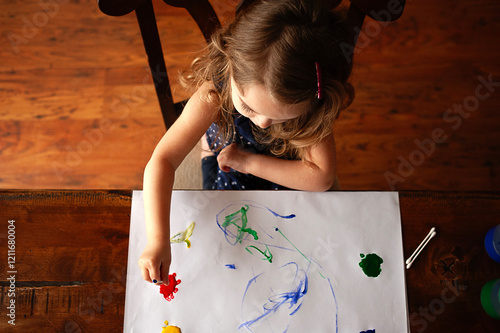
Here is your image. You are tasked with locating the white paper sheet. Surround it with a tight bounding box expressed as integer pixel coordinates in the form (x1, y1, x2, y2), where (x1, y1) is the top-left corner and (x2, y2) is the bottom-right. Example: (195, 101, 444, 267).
(125, 191, 408, 333)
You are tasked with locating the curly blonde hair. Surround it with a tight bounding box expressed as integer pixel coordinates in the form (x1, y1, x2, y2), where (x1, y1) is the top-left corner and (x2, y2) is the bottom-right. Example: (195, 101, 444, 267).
(182, 0, 354, 160)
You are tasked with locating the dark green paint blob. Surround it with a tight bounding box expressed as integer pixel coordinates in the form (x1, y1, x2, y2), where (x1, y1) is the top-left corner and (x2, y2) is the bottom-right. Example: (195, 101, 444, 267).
(359, 253, 383, 278)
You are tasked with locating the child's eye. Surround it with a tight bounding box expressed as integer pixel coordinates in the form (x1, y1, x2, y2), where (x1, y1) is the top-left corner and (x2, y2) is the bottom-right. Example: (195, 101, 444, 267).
(241, 103, 254, 113)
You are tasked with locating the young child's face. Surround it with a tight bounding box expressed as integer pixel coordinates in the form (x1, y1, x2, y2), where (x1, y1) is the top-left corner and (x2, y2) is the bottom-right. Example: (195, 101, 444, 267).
(230, 77, 309, 129)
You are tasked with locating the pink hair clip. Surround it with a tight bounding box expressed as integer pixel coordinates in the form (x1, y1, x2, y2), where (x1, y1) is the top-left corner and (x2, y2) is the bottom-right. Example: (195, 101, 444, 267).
(315, 61, 323, 100)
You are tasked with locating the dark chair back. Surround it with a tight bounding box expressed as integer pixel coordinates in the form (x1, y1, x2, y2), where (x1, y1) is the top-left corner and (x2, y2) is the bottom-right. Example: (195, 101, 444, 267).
(98, 0, 221, 128)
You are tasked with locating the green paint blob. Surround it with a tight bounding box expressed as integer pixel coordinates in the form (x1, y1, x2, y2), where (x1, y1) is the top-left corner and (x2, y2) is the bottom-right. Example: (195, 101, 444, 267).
(359, 253, 383, 278)
(222, 205, 258, 243)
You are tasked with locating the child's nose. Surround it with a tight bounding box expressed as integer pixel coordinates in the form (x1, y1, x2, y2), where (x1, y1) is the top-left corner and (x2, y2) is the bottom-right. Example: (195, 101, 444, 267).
(255, 116, 272, 128)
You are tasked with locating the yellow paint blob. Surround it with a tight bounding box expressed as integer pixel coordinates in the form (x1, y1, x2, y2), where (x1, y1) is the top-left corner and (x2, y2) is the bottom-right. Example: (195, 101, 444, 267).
(161, 320, 182, 333)
(170, 222, 195, 248)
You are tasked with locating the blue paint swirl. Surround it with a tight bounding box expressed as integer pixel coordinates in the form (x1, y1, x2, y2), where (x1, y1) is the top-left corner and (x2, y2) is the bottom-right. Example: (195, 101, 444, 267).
(239, 262, 307, 330)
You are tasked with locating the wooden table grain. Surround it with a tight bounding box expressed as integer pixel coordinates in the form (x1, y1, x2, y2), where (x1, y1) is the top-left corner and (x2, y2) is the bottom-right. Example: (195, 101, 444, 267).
(1, 190, 500, 332)
(0, 191, 132, 333)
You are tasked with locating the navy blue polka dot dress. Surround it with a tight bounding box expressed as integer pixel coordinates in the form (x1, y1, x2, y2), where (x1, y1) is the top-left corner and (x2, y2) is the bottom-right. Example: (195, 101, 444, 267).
(203, 113, 289, 190)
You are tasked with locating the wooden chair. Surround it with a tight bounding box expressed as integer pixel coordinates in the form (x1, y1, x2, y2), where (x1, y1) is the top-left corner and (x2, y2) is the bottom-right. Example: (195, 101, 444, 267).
(346, 0, 406, 52)
(97, 0, 405, 130)
(98, 0, 222, 129)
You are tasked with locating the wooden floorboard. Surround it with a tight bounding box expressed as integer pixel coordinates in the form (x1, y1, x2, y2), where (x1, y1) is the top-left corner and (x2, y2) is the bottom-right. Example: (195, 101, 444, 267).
(0, 0, 499, 190)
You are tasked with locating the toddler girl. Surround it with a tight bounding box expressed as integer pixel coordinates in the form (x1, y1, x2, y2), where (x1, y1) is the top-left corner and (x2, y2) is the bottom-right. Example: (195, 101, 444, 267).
(139, 0, 354, 284)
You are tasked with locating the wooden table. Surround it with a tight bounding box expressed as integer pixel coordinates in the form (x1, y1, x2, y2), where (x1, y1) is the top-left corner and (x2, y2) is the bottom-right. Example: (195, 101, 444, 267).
(1, 190, 500, 332)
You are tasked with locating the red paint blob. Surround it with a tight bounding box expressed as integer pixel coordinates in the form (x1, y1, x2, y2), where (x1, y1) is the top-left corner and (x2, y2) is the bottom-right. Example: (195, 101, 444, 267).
(159, 273, 181, 302)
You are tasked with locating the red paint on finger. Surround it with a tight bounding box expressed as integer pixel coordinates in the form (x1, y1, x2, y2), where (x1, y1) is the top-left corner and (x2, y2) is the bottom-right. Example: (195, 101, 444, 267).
(160, 273, 181, 301)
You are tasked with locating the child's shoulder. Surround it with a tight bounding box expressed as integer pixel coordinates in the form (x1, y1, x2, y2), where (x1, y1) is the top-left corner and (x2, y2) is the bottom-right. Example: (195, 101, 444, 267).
(198, 80, 221, 105)
(184, 81, 220, 120)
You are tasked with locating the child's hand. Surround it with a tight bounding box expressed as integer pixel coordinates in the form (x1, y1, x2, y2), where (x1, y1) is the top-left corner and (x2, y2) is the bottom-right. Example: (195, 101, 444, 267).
(138, 242, 171, 285)
(217, 143, 251, 174)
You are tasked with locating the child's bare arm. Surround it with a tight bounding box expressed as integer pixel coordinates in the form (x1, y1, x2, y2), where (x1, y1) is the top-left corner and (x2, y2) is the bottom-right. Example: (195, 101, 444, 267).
(217, 133, 337, 191)
(139, 82, 217, 284)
